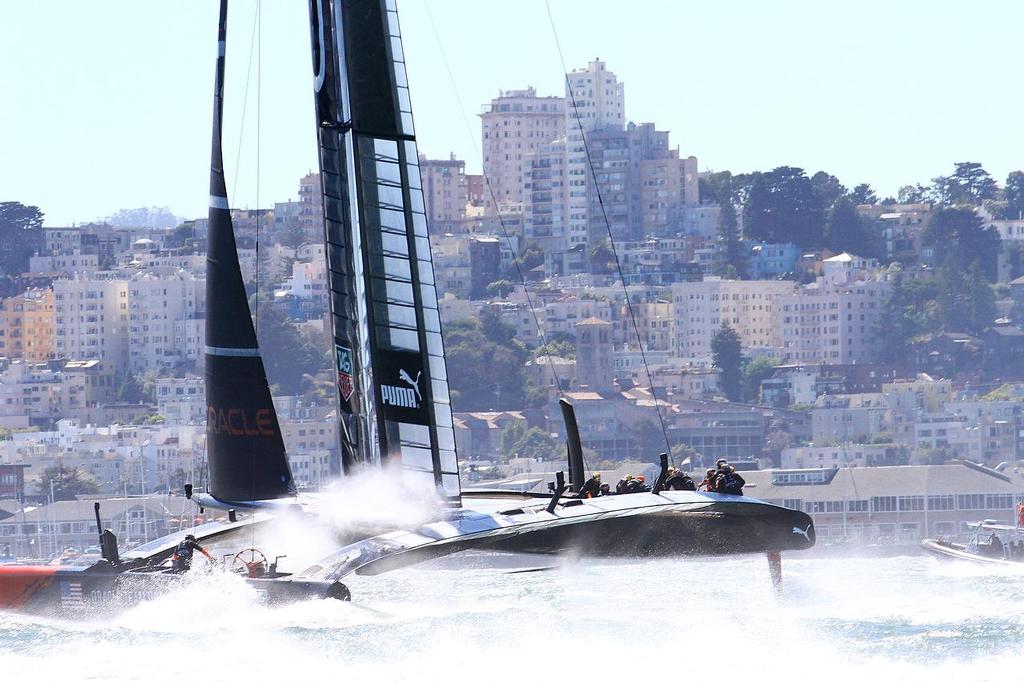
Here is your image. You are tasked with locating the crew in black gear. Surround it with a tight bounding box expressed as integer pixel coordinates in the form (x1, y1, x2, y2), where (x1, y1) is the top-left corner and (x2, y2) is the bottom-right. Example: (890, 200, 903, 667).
(716, 465, 746, 495)
(625, 475, 650, 493)
(578, 473, 602, 498)
(664, 466, 697, 491)
(172, 534, 213, 571)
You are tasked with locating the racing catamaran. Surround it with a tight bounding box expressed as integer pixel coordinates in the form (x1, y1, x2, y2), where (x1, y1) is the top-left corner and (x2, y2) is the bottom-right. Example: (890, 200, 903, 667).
(194, 0, 814, 578)
(0, 0, 813, 613)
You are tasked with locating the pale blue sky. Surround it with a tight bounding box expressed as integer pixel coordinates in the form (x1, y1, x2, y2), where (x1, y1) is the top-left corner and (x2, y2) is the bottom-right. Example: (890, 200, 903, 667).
(2, 1, 1021, 227)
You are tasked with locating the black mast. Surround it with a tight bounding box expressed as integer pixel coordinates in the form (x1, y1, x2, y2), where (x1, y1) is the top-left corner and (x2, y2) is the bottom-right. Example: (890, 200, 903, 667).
(205, 0, 295, 502)
(309, 0, 460, 501)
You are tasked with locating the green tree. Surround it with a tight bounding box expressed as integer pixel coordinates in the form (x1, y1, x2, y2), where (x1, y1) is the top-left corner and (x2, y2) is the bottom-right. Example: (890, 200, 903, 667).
(0, 202, 44, 279)
(256, 301, 327, 395)
(630, 418, 666, 457)
(446, 319, 527, 411)
(485, 279, 515, 299)
(742, 356, 779, 403)
(519, 244, 545, 271)
(499, 421, 561, 460)
(875, 274, 929, 365)
(534, 339, 576, 359)
(922, 207, 1000, 281)
(810, 171, 847, 208)
(715, 200, 748, 278)
(115, 370, 151, 404)
(934, 263, 995, 334)
(849, 183, 878, 205)
(589, 239, 614, 275)
(823, 196, 878, 257)
(929, 162, 999, 206)
(711, 324, 743, 402)
(1005, 171, 1024, 218)
(743, 167, 825, 247)
(897, 184, 927, 204)
(698, 171, 734, 205)
(38, 465, 99, 501)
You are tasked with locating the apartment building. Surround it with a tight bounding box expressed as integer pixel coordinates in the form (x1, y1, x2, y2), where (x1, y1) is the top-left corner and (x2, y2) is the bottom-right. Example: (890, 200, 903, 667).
(566, 60, 625, 262)
(127, 272, 203, 374)
(0, 288, 55, 363)
(776, 270, 890, 364)
(480, 87, 565, 209)
(53, 273, 129, 372)
(419, 153, 469, 234)
(671, 278, 795, 366)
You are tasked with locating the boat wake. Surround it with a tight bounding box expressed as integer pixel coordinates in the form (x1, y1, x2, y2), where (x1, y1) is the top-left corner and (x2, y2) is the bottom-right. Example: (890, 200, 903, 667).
(1, 555, 1023, 681)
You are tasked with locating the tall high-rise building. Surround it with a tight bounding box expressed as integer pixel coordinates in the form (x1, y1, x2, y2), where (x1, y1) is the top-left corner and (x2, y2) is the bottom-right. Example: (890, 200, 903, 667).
(298, 172, 323, 245)
(480, 88, 565, 210)
(565, 60, 626, 269)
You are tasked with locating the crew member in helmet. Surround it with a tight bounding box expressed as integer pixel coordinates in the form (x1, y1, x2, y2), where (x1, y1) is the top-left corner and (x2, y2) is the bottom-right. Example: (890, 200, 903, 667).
(171, 534, 213, 572)
(616, 474, 633, 495)
(716, 463, 746, 496)
(578, 472, 602, 498)
(699, 468, 718, 492)
(664, 466, 697, 491)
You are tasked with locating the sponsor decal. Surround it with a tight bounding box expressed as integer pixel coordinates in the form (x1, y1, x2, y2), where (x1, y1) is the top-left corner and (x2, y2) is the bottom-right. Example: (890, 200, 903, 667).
(60, 581, 84, 609)
(381, 368, 422, 409)
(207, 407, 276, 437)
(377, 350, 429, 425)
(791, 524, 812, 542)
(336, 345, 355, 402)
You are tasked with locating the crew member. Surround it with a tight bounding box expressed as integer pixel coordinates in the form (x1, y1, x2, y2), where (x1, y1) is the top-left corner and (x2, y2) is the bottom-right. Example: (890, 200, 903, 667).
(626, 475, 650, 493)
(599, 483, 611, 496)
(172, 534, 214, 572)
(665, 466, 697, 491)
(616, 474, 634, 494)
(578, 472, 602, 498)
(716, 465, 746, 495)
(699, 468, 718, 492)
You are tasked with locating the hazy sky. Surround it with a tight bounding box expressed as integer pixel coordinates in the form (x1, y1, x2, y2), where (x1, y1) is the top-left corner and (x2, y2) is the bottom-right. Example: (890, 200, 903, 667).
(2, 1, 1021, 227)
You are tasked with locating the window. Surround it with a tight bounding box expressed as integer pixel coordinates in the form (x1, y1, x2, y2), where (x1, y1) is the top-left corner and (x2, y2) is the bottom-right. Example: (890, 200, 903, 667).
(872, 496, 897, 512)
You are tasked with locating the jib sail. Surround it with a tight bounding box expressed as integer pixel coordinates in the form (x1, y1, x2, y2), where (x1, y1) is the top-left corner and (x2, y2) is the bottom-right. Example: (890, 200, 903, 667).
(205, 0, 295, 502)
(309, 0, 460, 501)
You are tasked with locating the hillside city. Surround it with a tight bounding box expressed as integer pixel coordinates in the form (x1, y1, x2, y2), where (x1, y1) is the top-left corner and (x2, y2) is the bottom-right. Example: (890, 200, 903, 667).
(3, 58, 1024, 556)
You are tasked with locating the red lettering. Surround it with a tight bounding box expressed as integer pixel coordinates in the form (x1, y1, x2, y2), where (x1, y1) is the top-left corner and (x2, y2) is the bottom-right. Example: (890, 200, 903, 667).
(256, 409, 274, 436)
(207, 407, 276, 438)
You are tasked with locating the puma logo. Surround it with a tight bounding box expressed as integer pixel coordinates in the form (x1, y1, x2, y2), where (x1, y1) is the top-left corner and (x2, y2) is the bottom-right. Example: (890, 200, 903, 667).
(792, 524, 812, 542)
(399, 369, 422, 402)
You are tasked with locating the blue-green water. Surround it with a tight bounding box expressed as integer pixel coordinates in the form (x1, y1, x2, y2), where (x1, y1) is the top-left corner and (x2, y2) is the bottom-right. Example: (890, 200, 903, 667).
(1, 554, 1022, 681)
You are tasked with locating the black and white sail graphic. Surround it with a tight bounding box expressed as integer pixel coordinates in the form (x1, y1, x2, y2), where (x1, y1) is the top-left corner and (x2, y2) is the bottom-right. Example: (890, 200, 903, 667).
(309, 0, 460, 501)
(205, 0, 295, 502)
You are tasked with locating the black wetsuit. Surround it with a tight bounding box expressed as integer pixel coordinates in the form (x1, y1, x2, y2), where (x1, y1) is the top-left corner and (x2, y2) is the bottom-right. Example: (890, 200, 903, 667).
(716, 470, 746, 495)
(578, 477, 602, 498)
(172, 538, 206, 571)
(665, 473, 697, 491)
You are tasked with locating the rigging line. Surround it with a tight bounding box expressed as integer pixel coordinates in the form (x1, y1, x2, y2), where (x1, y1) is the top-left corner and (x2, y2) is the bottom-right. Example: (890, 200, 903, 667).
(422, 2, 567, 404)
(230, 1, 261, 201)
(254, 0, 261, 336)
(544, 0, 673, 458)
(251, 0, 262, 548)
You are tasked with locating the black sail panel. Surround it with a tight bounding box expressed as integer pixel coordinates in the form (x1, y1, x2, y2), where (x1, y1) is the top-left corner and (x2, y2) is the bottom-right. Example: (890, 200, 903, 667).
(309, 0, 460, 502)
(205, 0, 295, 502)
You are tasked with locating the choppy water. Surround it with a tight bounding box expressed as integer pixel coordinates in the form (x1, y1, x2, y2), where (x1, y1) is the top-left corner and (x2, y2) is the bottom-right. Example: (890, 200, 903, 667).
(1, 554, 1023, 681)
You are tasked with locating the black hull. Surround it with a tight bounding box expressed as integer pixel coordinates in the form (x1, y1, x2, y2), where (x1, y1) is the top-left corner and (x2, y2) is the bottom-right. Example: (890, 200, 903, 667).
(487, 502, 814, 557)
